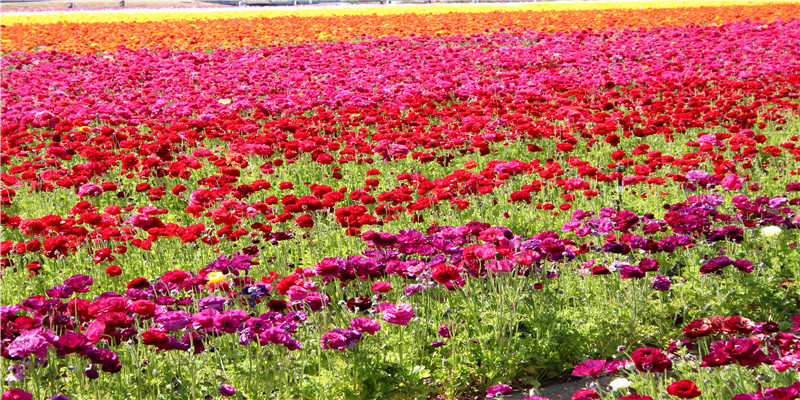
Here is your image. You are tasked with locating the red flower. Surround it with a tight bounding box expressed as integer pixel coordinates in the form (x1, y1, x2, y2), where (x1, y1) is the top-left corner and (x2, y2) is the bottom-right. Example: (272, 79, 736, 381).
(667, 380, 701, 399)
(683, 318, 714, 339)
(105, 265, 123, 277)
(142, 329, 170, 349)
(630, 347, 672, 373)
(295, 214, 314, 229)
(431, 263, 460, 284)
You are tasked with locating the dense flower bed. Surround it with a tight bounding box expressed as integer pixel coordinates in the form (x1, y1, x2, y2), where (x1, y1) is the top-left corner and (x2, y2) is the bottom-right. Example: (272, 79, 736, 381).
(2, 1, 800, 399)
(2, 2, 799, 52)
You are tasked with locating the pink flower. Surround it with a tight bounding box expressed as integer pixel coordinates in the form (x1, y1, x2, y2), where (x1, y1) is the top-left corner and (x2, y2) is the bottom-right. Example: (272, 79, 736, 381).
(382, 303, 415, 325)
(370, 281, 392, 293)
(77, 183, 103, 197)
(350, 317, 381, 335)
(2, 389, 33, 400)
(486, 384, 513, 398)
(156, 310, 190, 331)
(7, 333, 48, 359)
(721, 174, 743, 191)
(572, 359, 606, 378)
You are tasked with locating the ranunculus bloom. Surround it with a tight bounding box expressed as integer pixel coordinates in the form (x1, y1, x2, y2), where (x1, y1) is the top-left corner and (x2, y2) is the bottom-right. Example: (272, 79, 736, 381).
(77, 183, 103, 197)
(350, 317, 381, 335)
(650, 275, 672, 291)
(761, 226, 782, 237)
(630, 347, 672, 373)
(218, 385, 236, 397)
(105, 265, 123, 277)
(666, 379, 702, 398)
(486, 384, 513, 398)
(382, 304, 415, 325)
(571, 359, 606, 378)
(7, 333, 48, 359)
(370, 281, 392, 293)
(2, 389, 33, 400)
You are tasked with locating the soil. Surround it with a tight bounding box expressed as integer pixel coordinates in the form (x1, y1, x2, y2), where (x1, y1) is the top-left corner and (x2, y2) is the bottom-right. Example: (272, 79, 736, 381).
(506, 375, 616, 400)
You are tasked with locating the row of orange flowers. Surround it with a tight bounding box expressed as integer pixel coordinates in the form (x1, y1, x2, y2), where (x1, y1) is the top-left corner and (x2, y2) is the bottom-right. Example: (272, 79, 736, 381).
(2, 3, 799, 53)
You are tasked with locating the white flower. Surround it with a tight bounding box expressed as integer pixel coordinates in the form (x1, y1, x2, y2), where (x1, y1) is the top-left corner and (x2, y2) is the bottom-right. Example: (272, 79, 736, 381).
(607, 377, 633, 391)
(761, 226, 782, 238)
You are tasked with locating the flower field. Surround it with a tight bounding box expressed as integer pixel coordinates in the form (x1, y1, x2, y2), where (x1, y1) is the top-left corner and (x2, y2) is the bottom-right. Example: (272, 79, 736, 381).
(2, 1, 800, 399)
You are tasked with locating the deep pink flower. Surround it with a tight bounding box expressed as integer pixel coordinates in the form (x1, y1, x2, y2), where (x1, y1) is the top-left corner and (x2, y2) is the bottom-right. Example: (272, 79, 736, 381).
(571, 359, 606, 378)
(2, 389, 33, 400)
(350, 317, 381, 335)
(382, 304, 415, 325)
(486, 384, 513, 398)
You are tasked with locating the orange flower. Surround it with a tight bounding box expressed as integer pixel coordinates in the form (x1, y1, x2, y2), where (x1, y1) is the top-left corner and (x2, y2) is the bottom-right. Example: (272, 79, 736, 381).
(2, 3, 798, 53)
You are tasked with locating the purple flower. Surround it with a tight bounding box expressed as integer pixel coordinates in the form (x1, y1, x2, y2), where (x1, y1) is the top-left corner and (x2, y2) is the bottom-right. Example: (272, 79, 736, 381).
(650, 275, 672, 291)
(46, 395, 74, 400)
(198, 296, 226, 310)
(45, 285, 74, 299)
(486, 384, 513, 398)
(218, 384, 236, 397)
(54, 332, 90, 356)
(382, 304, 415, 325)
(64, 274, 93, 292)
(83, 364, 99, 380)
(350, 317, 381, 335)
(5, 364, 25, 382)
(155, 311, 190, 332)
(402, 283, 426, 296)
(320, 328, 362, 350)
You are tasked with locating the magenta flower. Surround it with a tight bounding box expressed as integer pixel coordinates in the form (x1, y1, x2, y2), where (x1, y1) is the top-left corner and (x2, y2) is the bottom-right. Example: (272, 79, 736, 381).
(370, 281, 392, 293)
(64, 274, 93, 292)
(320, 328, 362, 350)
(437, 324, 451, 338)
(572, 359, 606, 378)
(77, 183, 103, 197)
(2, 389, 33, 400)
(382, 304, 415, 325)
(650, 275, 672, 291)
(350, 317, 381, 335)
(45, 285, 74, 299)
(218, 385, 236, 397)
(7, 333, 48, 359)
(155, 310, 190, 332)
(721, 174, 743, 191)
(486, 384, 513, 398)
(259, 327, 290, 345)
(213, 314, 242, 334)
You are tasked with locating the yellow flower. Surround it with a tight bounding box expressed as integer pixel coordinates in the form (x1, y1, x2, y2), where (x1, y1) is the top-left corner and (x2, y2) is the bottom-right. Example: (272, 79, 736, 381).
(206, 271, 226, 284)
